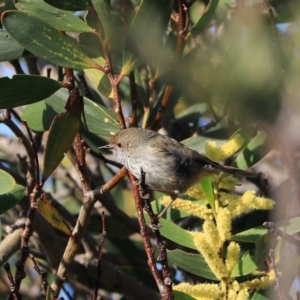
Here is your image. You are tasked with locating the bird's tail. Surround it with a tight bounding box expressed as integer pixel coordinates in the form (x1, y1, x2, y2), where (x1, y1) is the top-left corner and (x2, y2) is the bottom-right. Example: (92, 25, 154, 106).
(218, 165, 255, 177)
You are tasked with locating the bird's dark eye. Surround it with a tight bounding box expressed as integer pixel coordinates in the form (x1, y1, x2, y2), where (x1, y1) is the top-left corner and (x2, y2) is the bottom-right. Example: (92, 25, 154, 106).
(117, 143, 122, 148)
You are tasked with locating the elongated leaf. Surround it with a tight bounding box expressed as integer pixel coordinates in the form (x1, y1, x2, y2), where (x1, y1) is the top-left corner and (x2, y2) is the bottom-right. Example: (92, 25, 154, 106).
(0, 185, 26, 214)
(38, 193, 72, 236)
(231, 236, 269, 277)
(167, 249, 218, 281)
(0, 75, 62, 109)
(44, 0, 88, 11)
(122, 51, 142, 76)
(0, 30, 27, 62)
(2, 11, 100, 70)
(232, 131, 268, 170)
(42, 89, 82, 180)
(231, 226, 268, 243)
(145, 215, 197, 250)
(251, 292, 269, 300)
(84, 56, 112, 97)
(91, 0, 111, 41)
(22, 88, 119, 137)
(201, 176, 214, 209)
(22, 100, 57, 131)
(0, 170, 15, 195)
(189, 0, 219, 38)
(15, 0, 92, 33)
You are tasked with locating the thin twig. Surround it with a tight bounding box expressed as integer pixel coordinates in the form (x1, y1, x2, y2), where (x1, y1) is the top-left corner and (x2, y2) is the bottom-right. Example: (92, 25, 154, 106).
(93, 212, 107, 300)
(129, 71, 139, 127)
(30, 254, 58, 299)
(264, 222, 300, 248)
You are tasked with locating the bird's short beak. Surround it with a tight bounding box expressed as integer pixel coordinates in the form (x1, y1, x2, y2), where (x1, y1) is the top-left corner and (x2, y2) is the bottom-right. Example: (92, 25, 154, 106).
(98, 145, 113, 150)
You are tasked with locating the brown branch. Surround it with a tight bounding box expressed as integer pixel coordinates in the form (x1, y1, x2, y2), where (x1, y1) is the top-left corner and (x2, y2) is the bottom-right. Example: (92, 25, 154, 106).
(264, 222, 300, 248)
(0, 111, 36, 191)
(129, 71, 138, 127)
(9, 60, 24, 74)
(138, 170, 173, 298)
(267, 249, 287, 300)
(128, 172, 169, 299)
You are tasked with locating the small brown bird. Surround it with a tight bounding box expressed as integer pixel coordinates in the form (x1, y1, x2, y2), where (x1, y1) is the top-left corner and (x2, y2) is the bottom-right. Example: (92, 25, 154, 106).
(100, 128, 253, 216)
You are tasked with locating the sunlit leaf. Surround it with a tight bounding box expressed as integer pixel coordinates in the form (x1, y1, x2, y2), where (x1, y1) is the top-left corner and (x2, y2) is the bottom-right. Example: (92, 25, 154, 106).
(15, 0, 93, 32)
(2, 11, 100, 70)
(0, 185, 25, 214)
(38, 193, 72, 236)
(201, 176, 214, 209)
(231, 226, 268, 243)
(0, 169, 15, 195)
(22, 88, 119, 137)
(231, 236, 269, 277)
(145, 215, 197, 250)
(167, 249, 218, 281)
(232, 131, 268, 170)
(250, 292, 269, 300)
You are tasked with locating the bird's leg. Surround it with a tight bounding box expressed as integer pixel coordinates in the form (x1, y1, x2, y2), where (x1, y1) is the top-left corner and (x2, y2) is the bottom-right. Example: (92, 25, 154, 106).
(157, 191, 180, 219)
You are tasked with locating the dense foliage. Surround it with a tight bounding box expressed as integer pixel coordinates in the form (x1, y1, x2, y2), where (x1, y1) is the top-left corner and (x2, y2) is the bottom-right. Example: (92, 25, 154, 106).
(0, 0, 300, 299)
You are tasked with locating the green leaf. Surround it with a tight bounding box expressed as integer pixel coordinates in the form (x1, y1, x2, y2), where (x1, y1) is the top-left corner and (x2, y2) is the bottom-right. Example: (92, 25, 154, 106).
(201, 176, 214, 209)
(22, 88, 119, 137)
(38, 193, 72, 236)
(167, 249, 218, 281)
(145, 215, 197, 250)
(231, 236, 269, 277)
(189, 0, 219, 38)
(15, 0, 92, 33)
(43, 0, 88, 11)
(0, 75, 62, 109)
(91, 0, 111, 41)
(231, 226, 268, 243)
(173, 291, 197, 300)
(0, 170, 15, 195)
(22, 100, 57, 131)
(84, 57, 112, 97)
(122, 51, 141, 75)
(182, 128, 229, 153)
(0, 185, 26, 214)
(251, 292, 269, 300)
(232, 131, 268, 170)
(0, 30, 27, 62)
(2, 11, 100, 70)
(42, 89, 82, 180)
